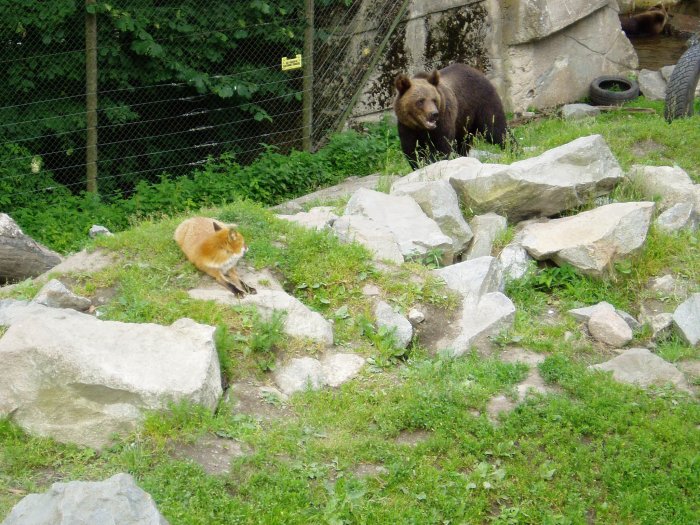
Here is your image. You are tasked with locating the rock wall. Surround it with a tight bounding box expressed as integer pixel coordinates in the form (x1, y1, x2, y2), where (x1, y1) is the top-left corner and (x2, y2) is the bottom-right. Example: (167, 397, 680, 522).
(348, 0, 639, 118)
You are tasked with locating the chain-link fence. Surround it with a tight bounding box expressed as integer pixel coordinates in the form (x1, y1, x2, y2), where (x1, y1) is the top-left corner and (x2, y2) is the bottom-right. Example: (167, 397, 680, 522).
(0, 0, 409, 205)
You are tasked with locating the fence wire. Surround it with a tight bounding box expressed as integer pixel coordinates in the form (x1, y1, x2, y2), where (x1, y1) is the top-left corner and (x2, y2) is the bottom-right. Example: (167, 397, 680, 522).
(0, 0, 408, 203)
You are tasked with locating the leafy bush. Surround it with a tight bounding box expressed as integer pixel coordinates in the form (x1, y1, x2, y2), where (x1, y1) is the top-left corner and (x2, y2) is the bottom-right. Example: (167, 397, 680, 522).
(4, 119, 402, 253)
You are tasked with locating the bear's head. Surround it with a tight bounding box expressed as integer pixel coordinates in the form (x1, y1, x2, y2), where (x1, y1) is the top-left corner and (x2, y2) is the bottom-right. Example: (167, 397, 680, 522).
(394, 70, 443, 131)
(648, 3, 669, 30)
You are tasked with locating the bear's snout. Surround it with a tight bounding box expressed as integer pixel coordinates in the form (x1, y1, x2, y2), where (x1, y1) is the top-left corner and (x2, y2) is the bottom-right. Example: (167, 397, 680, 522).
(425, 111, 439, 129)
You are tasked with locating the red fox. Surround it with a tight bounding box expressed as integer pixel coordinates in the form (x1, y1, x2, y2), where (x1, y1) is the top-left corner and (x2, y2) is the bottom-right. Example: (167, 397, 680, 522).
(174, 217, 256, 296)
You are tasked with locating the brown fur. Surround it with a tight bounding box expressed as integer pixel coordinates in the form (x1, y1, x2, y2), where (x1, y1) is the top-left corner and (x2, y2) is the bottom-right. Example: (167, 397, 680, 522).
(174, 217, 255, 296)
(393, 63, 507, 170)
(620, 4, 669, 36)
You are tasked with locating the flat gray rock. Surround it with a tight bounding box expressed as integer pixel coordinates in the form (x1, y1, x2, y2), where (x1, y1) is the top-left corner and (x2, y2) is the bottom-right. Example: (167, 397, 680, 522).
(273, 357, 325, 396)
(33, 279, 91, 311)
(1, 473, 168, 525)
(673, 293, 700, 346)
(590, 348, 690, 391)
(374, 300, 413, 349)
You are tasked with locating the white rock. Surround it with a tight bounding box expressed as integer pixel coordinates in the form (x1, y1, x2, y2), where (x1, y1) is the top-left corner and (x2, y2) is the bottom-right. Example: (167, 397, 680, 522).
(1, 473, 168, 525)
(320, 353, 365, 387)
(588, 308, 633, 347)
(628, 165, 696, 213)
(673, 293, 700, 346)
(590, 348, 690, 391)
(569, 301, 639, 330)
(449, 135, 623, 222)
(498, 242, 533, 280)
(273, 357, 325, 395)
(655, 202, 696, 233)
(643, 313, 673, 338)
(561, 103, 600, 120)
(333, 215, 404, 264)
(391, 157, 482, 188)
(441, 292, 516, 356)
(345, 188, 454, 264)
(188, 287, 333, 346)
(374, 300, 413, 349)
(88, 224, 114, 238)
(276, 206, 339, 230)
(33, 279, 91, 311)
(391, 179, 473, 254)
(638, 69, 666, 101)
(465, 213, 507, 259)
(521, 202, 655, 276)
(408, 308, 425, 324)
(0, 301, 221, 449)
(433, 256, 504, 302)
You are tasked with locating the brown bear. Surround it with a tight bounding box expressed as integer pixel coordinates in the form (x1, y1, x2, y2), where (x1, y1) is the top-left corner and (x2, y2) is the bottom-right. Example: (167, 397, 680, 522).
(620, 4, 669, 37)
(393, 63, 507, 169)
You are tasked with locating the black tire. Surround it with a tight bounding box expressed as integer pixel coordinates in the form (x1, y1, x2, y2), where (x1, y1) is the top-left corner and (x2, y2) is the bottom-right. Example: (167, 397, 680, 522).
(589, 76, 640, 106)
(664, 43, 700, 122)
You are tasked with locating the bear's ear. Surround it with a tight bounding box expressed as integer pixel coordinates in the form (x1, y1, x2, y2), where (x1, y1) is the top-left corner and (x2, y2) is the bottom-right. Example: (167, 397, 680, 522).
(395, 74, 411, 96)
(427, 70, 440, 87)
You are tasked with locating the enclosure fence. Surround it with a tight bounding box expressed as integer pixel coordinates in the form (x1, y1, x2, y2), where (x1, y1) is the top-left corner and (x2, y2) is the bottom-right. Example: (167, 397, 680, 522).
(0, 0, 409, 204)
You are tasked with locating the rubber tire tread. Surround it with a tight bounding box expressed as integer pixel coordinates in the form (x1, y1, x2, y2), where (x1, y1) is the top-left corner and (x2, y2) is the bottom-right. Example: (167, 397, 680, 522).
(589, 76, 639, 106)
(664, 43, 700, 122)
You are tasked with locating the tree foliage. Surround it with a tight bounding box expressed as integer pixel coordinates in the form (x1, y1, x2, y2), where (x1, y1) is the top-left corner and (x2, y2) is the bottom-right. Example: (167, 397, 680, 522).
(0, 0, 306, 194)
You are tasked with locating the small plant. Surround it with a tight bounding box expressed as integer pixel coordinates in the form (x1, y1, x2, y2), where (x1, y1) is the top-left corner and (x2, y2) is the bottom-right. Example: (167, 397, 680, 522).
(245, 310, 287, 371)
(418, 248, 444, 269)
(358, 314, 409, 367)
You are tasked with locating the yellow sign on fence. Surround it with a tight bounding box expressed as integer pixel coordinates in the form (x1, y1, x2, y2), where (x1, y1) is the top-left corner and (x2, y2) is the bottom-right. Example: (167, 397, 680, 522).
(281, 54, 302, 71)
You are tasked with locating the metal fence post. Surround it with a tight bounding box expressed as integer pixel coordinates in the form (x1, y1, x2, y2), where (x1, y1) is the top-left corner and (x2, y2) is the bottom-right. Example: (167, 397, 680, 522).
(85, 0, 98, 193)
(303, 0, 314, 152)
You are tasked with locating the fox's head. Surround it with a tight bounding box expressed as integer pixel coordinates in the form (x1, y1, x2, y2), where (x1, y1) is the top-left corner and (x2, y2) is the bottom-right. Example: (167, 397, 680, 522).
(213, 221, 247, 256)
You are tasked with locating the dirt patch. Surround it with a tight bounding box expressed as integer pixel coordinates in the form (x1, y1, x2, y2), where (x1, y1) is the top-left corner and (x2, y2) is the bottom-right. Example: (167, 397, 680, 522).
(412, 302, 462, 354)
(630, 139, 665, 158)
(227, 381, 293, 423)
(352, 463, 388, 478)
(395, 429, 431, 446)
(170, 434, 249, 476)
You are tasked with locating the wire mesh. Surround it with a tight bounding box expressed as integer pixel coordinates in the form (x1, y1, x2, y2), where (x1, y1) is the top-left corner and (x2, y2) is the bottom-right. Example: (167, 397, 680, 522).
(0, 0, 408, 203)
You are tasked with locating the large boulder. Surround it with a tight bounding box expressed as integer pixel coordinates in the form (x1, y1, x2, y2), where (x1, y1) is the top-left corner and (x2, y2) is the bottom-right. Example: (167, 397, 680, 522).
(449, 135, 623, 222)
(0, 301, 221, 449)
(333, 214, 404, 264)
(344, 188, 454, 264)
(520, 202, 655, 276)
(1, 473, 168, 525)
(0, 214, 62, 283)
(390, 179, 473, 254)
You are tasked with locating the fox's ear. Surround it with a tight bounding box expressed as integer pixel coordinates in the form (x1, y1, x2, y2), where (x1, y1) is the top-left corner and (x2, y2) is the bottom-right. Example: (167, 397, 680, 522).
(213, 221, 222, 232)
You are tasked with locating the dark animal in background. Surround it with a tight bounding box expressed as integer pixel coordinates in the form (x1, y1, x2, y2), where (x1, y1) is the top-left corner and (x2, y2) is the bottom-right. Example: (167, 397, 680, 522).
(620, 3, 669, 36)
(393, 63, 507, 170)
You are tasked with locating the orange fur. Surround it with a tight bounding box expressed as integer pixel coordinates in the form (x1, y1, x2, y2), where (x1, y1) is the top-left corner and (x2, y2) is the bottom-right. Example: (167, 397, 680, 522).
(174, 217, 255, 295)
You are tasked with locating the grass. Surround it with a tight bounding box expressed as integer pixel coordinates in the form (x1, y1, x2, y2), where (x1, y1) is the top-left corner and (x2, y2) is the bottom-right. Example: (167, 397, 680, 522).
(1, 97, 700, 523)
